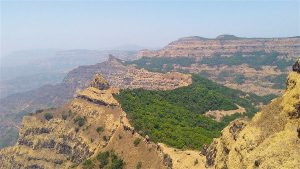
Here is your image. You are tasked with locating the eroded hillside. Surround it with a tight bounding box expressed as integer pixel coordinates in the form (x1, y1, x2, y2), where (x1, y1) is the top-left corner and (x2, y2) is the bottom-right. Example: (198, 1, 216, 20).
(135, 35, 299, 96)
(203, 60, 300, 168)
(137, 35, 300, 59)
(0, 74, 171, 169)
(0, 56, 191, 148)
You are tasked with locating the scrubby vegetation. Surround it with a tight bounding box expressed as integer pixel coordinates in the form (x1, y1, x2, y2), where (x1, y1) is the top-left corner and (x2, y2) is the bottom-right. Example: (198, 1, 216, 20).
(201, 52, 294, 70)
(234, 74, 246, 84)
(133, 138, 141, 146)
(96, 126, 104, 134)
(83, 159, 94, 169)
(96, 151, 125, 169)
(74, 116, 86, 127)
(266, 74, 288, 89)
(44, 112, 53, 121)
(114, 74, 274, 149)
(136, 162, 142, 169)
(124, 57, 195, 72)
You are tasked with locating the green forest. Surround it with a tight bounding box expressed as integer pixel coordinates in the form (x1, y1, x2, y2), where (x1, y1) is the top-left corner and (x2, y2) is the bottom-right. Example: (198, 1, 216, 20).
(201, 52, 294, 70)
(124, 57, 195, 72)
(114, 75, 274, 149)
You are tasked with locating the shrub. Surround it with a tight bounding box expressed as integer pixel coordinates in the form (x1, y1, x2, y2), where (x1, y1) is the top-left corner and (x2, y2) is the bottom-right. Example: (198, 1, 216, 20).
(103, 135, 109, 142)
(35, 109, 43, 114)
(136, 162, 142, 169)
(62, 113, 68, 120)
(97, 151, 109, 168)
(133, 138, 141, 147)
(194, 159, 199, 165)
(109, 153, 125, 169)
(96, 126, 104, 133)
(74, 116, 86, 127)
(44, 113, 53, 121)
(83, 159, 94, 169)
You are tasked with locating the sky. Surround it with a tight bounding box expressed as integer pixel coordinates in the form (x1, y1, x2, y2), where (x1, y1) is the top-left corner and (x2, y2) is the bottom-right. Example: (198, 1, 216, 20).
(1, 0, 300, 57)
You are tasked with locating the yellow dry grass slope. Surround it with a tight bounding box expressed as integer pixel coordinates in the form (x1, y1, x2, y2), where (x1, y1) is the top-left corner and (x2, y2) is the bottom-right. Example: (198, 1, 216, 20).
(204, 64, 300, 169)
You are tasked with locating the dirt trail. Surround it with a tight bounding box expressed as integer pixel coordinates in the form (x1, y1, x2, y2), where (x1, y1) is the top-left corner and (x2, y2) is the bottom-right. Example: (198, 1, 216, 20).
(205, 104, 246, 122)
(159, 143, 206, 169)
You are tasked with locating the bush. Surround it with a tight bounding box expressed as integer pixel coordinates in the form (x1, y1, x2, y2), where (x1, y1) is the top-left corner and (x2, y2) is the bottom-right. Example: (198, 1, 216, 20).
(97, 151, 109, 168)
(44, 113, 53, 121)
(83, 159, 94, 169)
(35, 109, 43, 114)
(103, 135, 109, 142)
(133, 138, 141, 147)
(74, 116, 86, 127)
(96, 126, 104, 133)
(109, 153, 125, 169)
(136, 162, 142, 169)
(194, 159, 199, 165)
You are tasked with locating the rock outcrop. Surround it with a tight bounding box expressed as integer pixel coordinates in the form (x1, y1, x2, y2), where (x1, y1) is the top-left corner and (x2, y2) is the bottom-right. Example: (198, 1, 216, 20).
(0, 56, 191, 148)
(137, 35, 300, 59)
(204, 60, 300, 168)
(292, 59, 300, 73)
(0, 74, 169, 169)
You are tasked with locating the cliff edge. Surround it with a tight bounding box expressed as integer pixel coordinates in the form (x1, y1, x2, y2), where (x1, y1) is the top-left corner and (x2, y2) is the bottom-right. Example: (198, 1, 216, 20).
(204, 59, 300, 168)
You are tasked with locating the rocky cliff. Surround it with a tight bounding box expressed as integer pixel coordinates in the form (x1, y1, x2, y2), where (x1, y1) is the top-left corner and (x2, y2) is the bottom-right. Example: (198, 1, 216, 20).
(203, 60, 300, 168)
(138, 35, 300, 59)
(0, 56, 191, 148)
(0, 74, 170, 169)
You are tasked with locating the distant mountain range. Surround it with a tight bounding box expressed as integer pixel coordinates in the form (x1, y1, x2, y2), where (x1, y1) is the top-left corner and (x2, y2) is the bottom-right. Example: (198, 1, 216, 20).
(137, 34, 300, 58)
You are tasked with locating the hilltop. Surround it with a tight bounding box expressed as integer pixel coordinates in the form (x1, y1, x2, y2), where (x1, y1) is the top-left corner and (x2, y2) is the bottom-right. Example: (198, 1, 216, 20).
(0, 56, 191, 148)
(137, 35, 300, 59)
(130, 35, 299, 96)
(0, 74, 170, 168)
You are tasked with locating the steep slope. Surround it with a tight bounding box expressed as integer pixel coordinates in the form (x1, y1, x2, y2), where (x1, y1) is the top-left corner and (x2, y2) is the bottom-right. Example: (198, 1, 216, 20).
(0, 74, 169, 169)
(114, 74, 272, 150)
(135, 35, 299, 96)
(203, 60, 300, 168)
(0, 56, 191, 148)
(138, 35, 300, 59)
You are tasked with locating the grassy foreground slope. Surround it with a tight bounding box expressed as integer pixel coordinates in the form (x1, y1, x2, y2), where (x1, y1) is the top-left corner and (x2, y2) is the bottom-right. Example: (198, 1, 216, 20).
(114, 75, 273, 149)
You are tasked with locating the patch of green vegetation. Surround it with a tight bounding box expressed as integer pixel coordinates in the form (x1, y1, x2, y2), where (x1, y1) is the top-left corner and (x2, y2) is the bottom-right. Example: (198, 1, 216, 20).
(109, 152, 125, 169)
(0, 127, 19, 148)
(83, 159, 94, 169)
(96, 126, 104, 134)
(266, 74, 288, 89)
(124, 57, 195, 72)
(44, 112, 53, 121)
(234, 74, 246, 84)
(133, 138, 141, 147)
(201, 52, 294, 71)
(97, 151, 110, 168)
(74, 116, 86, 127)
(96, 151, 125, 169)
(114, 74, 271, 149)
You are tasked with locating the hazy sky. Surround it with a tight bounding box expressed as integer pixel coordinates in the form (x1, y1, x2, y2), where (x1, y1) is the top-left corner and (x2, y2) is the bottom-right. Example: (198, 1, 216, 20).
(1, 0, 299, 56)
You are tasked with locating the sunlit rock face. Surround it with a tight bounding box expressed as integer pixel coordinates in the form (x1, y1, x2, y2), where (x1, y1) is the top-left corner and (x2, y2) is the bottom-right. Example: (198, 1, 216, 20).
(0, 74, 169, 169)
(204, 59, 300, 169)
(137, 35, 300, 59)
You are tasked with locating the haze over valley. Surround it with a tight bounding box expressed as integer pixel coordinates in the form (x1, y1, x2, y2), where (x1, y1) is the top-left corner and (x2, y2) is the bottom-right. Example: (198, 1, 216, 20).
(0, 1, 299, 169)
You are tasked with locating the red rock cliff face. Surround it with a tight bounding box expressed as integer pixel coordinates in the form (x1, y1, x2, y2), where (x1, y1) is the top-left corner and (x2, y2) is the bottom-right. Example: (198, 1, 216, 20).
(138, 35, 300, 59)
